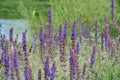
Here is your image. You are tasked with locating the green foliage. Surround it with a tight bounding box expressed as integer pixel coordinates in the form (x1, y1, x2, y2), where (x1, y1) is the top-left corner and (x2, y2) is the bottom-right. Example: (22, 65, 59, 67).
(50, 0, 111, 31)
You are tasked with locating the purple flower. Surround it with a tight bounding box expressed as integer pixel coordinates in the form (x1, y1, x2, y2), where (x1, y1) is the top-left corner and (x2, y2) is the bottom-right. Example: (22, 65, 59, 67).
(105, 37, 111, 51)
(39, 27, 44, 42)
(76, 41, 80, 54)
(58, 24, 63, 41)
(44, 56, 50, 80)
(3, 53, 10, 79)
(46, 18, 53, 40)
(101, 33, 105, 50)
(69, 49, 76, 79)
(10, 67, 15, 80)
(63, 20, 68, 40)
(9, 27, 13, 42)
(13, 55, 19, 68)
(50, 61, 56, 80)
(71, 19, 77, 40)
(90, 44, 97, 69)
(22, 31, 27, 51)
(24, 66, 30, 80)
(111, 0, 114, 20)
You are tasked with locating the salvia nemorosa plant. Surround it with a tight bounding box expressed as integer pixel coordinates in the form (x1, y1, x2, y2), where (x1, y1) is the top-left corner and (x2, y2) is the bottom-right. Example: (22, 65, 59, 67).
(90, 44, 97, 71)
(13, 44, 21, 80)
(46, 8, 55, 54)
(63, 20, 68, 44)
(101, 32, 104, 51)
(3, 41, 10, 80)
(58, 24, 65, 65)
(69, 48, 76, 80)
(58, 20, 68, 76)
(39, 27, 45, 64)
(50, 61, 56, 80)
(111, 0, 120, 32)
(44, 56, 50, 80)
(22, 31, 34, 80)
(0, 32, 5, 64)
(3, 53, 10, 80)
(58, 23, 67, 73)
(0, 0, 120, 79)
(71, 19, 77, 50)
(103, 15, 111, 53)
(9, 27, 13, 42)
(103, 15, 119, 63)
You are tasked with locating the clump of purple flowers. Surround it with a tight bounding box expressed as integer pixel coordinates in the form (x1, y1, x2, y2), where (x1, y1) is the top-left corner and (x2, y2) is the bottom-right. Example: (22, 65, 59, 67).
(0, 0, 120, 80)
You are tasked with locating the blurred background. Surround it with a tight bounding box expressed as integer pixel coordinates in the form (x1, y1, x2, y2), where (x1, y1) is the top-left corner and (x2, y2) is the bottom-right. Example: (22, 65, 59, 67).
(0, 0, 120, 39)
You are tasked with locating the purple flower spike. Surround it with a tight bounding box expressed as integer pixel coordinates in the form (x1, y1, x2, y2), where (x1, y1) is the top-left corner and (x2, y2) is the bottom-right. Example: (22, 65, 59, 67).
(48, 8, 52, 24)
(1, 34, 6, 47)
(13, 55, 19, 68)
(71, 19, 77, 40)
(22, 31, 27, 51)
(3, 53, 10, 80)
(13, 54, 21, 80)
(76, 41, 80, 54)
(90, 44, 97, 69)
(58, 24, 63, 41)
(24, 66, 30, 80)
(101, 33, 105, 50)
(39, 27, 44, 42)
(69, 48, 76, 79)
(111, 0, 114, 20)
(50, 61, 56, 80)
(9, 27, 13, 42)
(44, 56, 50, 80)
(63, 20, 68, 41)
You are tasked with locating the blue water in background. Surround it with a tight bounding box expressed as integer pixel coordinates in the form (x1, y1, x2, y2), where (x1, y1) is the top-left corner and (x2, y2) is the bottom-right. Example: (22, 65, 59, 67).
(0, 19, 31, 42)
